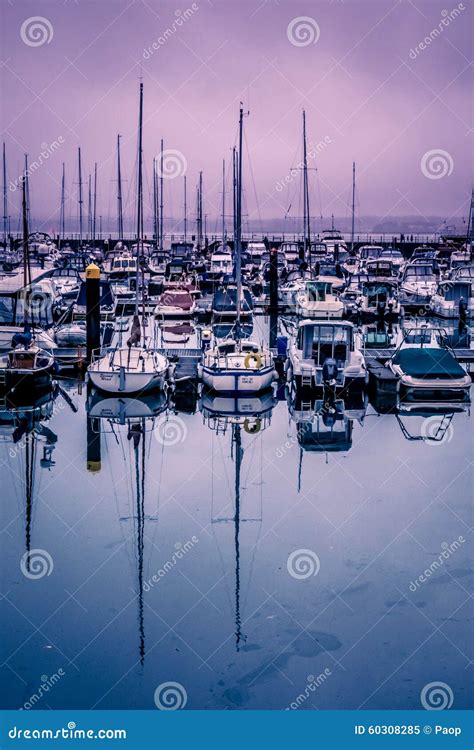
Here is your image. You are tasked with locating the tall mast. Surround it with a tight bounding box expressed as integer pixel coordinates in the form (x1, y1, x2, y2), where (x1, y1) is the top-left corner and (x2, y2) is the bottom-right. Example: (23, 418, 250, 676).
(88, 173, 92, 241)
(59, 162, 65, 250)
(159, 138, 164, 250)
(302, 110, 310, 261)
(152, 157, 158, 244)
(22, 170, 31, 293)
(232, 147, 237, 244)
(24, 154, 30, 227)
(117, 134, 123, 241)
(2, 142, 7, 245)
(221, 158, 226, 249)
(351, 161, 356, 250)
(135, 82, 144, 316)
(183, 175, 187, 244)
(235, 105, 244, 333)
(78, 147, 83, 248)
(93, 162, 97, 247)
(197, 171, 203, 250)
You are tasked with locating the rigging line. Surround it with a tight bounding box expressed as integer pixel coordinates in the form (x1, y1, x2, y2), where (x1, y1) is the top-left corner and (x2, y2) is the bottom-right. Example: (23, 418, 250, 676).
(243, 130, 262, 236)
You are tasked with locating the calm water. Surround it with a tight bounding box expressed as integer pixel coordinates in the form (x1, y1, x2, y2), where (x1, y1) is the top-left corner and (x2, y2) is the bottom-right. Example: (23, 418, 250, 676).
(1, 325, 473, 712)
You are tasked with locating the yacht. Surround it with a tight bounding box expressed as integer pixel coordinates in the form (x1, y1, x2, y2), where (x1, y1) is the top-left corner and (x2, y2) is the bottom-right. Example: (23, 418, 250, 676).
(295, 280, 344, 319)
(399, 260, 438, 308)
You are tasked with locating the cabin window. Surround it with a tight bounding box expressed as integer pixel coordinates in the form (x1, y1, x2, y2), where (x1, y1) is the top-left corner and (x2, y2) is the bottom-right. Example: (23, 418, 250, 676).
(0, 296, 15, 324)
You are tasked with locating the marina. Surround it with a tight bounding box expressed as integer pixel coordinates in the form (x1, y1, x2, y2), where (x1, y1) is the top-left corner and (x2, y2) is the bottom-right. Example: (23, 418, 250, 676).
(1, 0, 473, 731)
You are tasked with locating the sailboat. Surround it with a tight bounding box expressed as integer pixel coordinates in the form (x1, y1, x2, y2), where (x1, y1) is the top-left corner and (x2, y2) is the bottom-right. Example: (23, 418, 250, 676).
(0, 174, 55, 395)
(200, 106, 276, 394)
(88, 83, 169, 395)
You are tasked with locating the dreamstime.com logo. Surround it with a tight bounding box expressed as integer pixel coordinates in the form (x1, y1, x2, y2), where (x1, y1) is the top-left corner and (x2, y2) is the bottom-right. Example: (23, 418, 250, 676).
(285, 669, 332, 709)
(421, 682, 454, 710)
(8, 723, 127, 741)
(143, 5, 199, 59)
(420, 415, 454, 445)
(409, 536, 465, 592)
(157, 149, 187, 179)
(20, 670, 65, 710)
(275, 137, 332, 192)
(409, 4, 466, 60)
(20, 549, 54, 580)
(20, 16, 54, 47)
(9, 138, 65, 192)
(143, 537, 199, 590)
(154, 414, 188, 446)
(287, 549, 320, 580)
(421, 149, 454, 180)
(287, 16, 320, 47)
(154, 681, 188, 710)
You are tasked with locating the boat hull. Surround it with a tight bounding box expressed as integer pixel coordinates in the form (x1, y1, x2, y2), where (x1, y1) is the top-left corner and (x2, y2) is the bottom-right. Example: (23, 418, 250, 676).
(88, 369, 166, 394)
(201, 365, 275, 394)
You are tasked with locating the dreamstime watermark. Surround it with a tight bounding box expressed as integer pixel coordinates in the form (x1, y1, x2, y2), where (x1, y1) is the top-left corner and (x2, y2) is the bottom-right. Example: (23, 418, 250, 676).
(8, 724, 127, 741)
(143, 537, 199, 591)
(421, 681, 454, 710)
(156, 149, 187, 179)
(20, 549, 54, 580)
(20, 16, 54, 47)
(421, 149, 454, 180)
(20, 669, 65, 710)
(153, 414, 188, 446)
(420, 414, 454, 445)
(154, 681, 187, 710)
(287, 549, 320, 580)
(287, 16, 320, 47)
(409, 4, 466, 60)
(143, 5, 199, 59)
(285, 669, 332, 709)
(9, 138, 65, 193)
(275, 137, 332, 192)
(9, 401, 65, 459)
(409, 536, 465, 592)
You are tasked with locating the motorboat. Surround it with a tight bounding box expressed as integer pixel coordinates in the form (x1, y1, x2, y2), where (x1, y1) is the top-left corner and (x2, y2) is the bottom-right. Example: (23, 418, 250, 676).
(388, 326, 471, 399)
(155, 288, 196, 318)
(295, 280, 344, 319)
(287, 320, 367, 392)
(399, 261, 438, 308)
(200, 338, 276, 394)
(0, 344, 55, 394)
(431, 279, 473, 319)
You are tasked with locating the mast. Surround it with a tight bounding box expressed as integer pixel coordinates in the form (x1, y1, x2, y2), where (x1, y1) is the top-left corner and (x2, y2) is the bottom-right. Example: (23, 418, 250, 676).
(183, 175, 187, 244)
(93, 162, 97, 247)
(22, 169, 31, 294)
(351, 161, 356, 250)
(135, 82, 144, 317)
(152, 157, 158, 244)
(24, 155, 30, 227)
(235, 105, 244, 334)
(2, 142, 7, 245)
(232, 147, 237, 245)
(221, 158, 226, 249)
(117, 134, 124, 241)
(88, 173, 92, 241)
(197, 171, 203, 251)
(78, 147, 83, 248)
(59, 162, 65, 250)
(302, 110, 310, 262)
(159, 138, 164, 250)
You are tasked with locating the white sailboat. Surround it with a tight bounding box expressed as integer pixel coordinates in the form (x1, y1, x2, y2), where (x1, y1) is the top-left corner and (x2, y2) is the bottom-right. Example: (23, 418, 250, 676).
(200, 106, 276, 394)
(88, 83, 169, 395)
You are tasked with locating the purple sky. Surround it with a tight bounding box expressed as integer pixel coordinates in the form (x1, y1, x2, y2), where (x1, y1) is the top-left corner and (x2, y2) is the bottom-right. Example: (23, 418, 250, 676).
(1, 0, 472, 234)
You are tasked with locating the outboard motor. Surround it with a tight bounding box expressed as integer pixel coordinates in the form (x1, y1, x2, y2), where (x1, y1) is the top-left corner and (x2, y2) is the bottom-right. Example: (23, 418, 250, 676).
(376, 300, 386, 318)
(322, 356, 338, 406)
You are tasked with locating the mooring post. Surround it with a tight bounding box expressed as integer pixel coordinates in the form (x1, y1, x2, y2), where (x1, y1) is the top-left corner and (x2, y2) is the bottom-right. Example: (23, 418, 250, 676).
(86, 383, 101, 473)
(269, 246, 279, 313)
(85, 262, 100, 364)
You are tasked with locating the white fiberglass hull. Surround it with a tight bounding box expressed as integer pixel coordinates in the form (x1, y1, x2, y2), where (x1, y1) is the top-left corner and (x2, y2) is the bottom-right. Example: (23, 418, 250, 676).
(87, 347, 168, 394)
(201, 366, 275, 393)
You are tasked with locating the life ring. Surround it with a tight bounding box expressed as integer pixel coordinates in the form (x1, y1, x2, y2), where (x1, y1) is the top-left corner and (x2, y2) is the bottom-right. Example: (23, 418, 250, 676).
(244, 417, 261, 434)
(244, 352, 262, 369)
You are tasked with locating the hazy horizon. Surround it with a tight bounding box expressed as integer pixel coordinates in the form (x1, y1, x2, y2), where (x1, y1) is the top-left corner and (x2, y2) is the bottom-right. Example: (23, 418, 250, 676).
(1, 0, 472, 235)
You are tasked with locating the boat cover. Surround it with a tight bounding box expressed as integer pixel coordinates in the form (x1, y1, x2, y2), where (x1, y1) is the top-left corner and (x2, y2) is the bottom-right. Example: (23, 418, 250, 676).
(392, 348, 466, 379)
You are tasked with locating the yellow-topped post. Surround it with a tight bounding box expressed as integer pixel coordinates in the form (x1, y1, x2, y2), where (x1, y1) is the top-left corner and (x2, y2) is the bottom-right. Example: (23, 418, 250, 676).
(86, 262, 101, 364)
